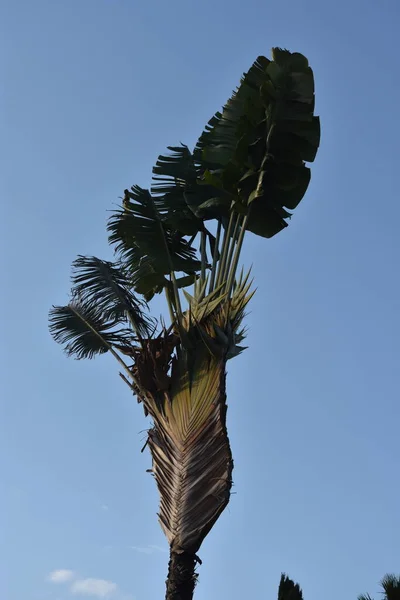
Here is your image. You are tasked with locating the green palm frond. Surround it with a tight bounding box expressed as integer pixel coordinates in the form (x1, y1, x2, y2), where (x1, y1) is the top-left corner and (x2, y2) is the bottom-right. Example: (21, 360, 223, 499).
(108, 185, 202, 300)
(152, 144, 198, 228)
(152, 144, 229, 225)
(49, 297, 133, 359)
(153, 144, 197, 191)
(151, 145, 225, 288)
(71, 255, 154, 339)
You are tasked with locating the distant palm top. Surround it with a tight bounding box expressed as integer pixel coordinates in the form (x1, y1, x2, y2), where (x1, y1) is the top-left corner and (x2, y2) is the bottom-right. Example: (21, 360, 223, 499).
(359, 575, 400, 600)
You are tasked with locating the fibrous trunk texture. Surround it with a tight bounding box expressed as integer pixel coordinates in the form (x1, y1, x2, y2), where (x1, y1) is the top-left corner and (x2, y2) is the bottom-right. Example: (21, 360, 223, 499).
(146, 351, 233, 555)
(133, 338, 233, 600)
(165, 551, 198, 600)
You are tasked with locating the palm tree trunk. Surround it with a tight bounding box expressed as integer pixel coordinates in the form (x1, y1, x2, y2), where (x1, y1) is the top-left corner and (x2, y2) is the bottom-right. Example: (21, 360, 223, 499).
(165, 551, 197, 600)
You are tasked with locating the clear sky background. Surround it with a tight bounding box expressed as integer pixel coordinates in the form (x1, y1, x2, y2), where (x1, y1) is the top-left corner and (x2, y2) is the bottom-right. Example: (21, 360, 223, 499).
(1, 1, 400, 600)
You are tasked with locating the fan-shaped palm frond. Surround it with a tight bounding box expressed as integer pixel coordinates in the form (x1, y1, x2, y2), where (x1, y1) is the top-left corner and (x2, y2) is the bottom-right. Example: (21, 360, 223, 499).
(49, 297, 133, 360)
(71, 255, 154, 339)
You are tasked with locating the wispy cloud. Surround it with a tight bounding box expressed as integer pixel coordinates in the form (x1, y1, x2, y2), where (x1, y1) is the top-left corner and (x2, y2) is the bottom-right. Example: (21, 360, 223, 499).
(148, 544, 168, 553)
(101, 504, 109, 511)
(130, 546, 152, 555)
(47, 569, 75, 583)
(71, 578, 117, 598)
(46, 570, 118, 598)
(130, 544, 167, 554)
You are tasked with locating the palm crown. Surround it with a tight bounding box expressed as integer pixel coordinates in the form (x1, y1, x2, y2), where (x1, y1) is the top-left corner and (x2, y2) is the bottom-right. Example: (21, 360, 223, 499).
(49, 48, 320, 600)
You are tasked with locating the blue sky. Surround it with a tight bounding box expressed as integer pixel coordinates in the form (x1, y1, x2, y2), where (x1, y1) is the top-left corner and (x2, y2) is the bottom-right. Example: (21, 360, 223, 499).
(2, 1, 400, 599)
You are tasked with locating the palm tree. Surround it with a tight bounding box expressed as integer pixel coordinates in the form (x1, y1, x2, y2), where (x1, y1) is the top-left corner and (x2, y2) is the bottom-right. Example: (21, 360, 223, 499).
(359, 575, 400, 600)
(49, 48, 320, 600)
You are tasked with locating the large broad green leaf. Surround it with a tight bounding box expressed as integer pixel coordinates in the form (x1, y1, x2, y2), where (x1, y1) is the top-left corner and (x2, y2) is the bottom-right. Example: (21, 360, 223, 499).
(152, 144, 230, 228)
(246, 200, 288, 238)
(193, 48, 320, 239)
(152, 145, 202, 235)
(240, 163, 311, 210)
(49, 298, 132, 359)
(194, 56, 270, 171)
(108, 185, 202, 298)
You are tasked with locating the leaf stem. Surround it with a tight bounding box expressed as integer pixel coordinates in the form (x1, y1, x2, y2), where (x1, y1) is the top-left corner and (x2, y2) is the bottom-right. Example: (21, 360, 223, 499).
(209, 219, 222, 294)
(223, 213, 241, 292)
(226, 214, 249, 297)
(216, 211, 235, 288)
(110, 348, 137, 382)
(200, 230, 207, 288)
(165, 285, 178, 325)
(147, 194, 185, 335)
